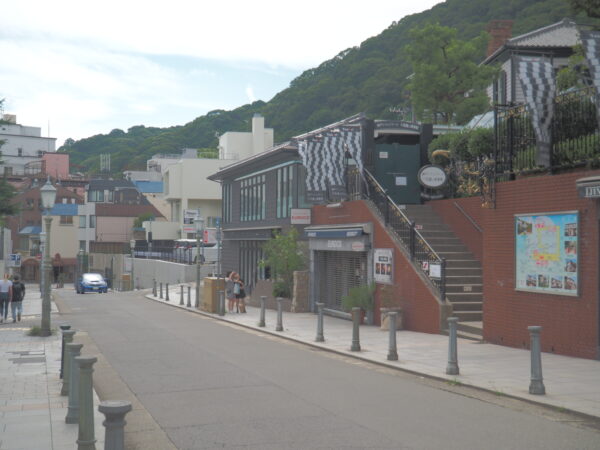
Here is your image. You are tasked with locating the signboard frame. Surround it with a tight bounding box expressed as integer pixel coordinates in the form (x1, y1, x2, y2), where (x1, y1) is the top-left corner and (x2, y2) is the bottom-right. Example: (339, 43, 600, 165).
(374, 248, 394, 285)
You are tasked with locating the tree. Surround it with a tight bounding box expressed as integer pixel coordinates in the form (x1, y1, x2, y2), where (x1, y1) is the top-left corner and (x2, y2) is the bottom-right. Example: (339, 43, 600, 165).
(0, 99, 17, 222)
(406, 24, 497, 124)
(568, 0, 600, 18)
(260, 227, 306, 298)
(133, 212, 155, 228)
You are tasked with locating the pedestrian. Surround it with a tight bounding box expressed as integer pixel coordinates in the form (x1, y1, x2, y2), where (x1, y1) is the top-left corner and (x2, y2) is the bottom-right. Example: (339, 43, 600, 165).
(11, 275, 25, 323)
(0, 273, 13, 324)
(237, 278, 247, 313)
(225, 271, 236, 313)
(232, 273, 242, 313)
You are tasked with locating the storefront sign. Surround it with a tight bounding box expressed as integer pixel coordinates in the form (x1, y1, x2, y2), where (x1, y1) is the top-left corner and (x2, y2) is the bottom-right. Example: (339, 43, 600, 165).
(417, 165, 447, 189)
(327, 240, 343, 249)
(515, 212, 579, 296)
(351, 241, 365, 252)
(291, 209, 311, 225)
(183, 209, 201, 234)
(374, 248, 393, 284)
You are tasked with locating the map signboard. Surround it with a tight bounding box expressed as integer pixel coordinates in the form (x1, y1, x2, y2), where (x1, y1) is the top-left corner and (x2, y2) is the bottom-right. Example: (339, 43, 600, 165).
(515, 212, 578, 296)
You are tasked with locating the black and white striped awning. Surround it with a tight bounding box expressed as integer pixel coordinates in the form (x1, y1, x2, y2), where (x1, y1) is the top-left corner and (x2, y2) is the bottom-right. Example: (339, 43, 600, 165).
(516, 56, 556, 168)
(581, 30, 600, 128)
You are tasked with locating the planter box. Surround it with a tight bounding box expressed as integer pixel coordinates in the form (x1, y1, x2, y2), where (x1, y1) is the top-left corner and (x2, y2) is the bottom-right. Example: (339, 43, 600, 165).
(380, 307, 403, 331)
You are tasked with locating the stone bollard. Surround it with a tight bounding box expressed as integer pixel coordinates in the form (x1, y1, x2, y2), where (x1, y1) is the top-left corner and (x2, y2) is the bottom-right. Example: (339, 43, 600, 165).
(180, 284, 184, 305)
(152, 279, 157, 297)
(258, 296, 266, 327)
(65, 343, 84, 424)
(387, 311, 398, 361)
(351, 307, 361, 351)
(98, 400, 132, 450)
(315, 302, 325, 342)
(446, 317, 460, 375)
(60, 325, 72, 379)
(218, 290, 225, 316)
(60, 330, 76, 396)
(159, 282, 163, 299)
(165, 283, 170, 301)
(187, 285, 192, 308)
(276, 297, 284, 332)
(75, 356, 98, 450)
(528, 326, 546, 395)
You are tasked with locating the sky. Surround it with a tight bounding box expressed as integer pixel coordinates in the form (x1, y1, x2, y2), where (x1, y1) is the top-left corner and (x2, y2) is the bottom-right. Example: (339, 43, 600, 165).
(0, 0, 441, 146)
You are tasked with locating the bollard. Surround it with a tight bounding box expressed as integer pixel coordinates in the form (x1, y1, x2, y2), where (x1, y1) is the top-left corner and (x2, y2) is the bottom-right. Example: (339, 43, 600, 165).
(528, 326, 546, 395)
(351, 307, 361, 351)
(276, 297, 284, 332)
(98, 400, 132, 450)
(159, 282, 163, 299)
(195, 283, 199, 309)
(152, 279, 157, 297)
(258, 296, 266, 327)
(218, 290, 225, 316)
(65, 343, 83, 424)
(187, 285, 192, 308)
(446, 317, 460, 375)
(180, 285, 184, 305)
(315, 302, 325, 342)
(75, 356, 98, 450)
(60, 324, 72, 379)
(60, 330, 76, 396)
(387, 311, 398, 361)
(165, 283, 170, 301)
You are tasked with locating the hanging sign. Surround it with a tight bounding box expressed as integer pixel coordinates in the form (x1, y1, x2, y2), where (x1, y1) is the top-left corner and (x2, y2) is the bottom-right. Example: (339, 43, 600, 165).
(418, 165, 447, 188)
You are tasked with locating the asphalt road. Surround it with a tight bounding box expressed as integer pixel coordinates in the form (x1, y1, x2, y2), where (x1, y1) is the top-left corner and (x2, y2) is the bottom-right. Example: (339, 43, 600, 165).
(57, 289, 600, 450)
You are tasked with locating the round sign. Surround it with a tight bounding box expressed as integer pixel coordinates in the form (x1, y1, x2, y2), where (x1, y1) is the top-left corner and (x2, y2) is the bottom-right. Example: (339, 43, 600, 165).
(351, 241, 365, 252)
(417, 165, 447, 189)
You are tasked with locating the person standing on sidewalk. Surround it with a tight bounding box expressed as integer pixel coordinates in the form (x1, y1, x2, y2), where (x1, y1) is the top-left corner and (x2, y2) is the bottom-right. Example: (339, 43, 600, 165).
(0, 273, 12, 324)
(225, 271, 236, 313)
(10, 275, 25, 323)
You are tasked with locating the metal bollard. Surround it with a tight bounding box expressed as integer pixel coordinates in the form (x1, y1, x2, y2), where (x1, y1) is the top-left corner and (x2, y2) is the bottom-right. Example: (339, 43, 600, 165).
(258, 296, 266, 327)
(61, 330, 76, 396)
(195, 283, 199, 309)
(180, 285, 184, 305)
(165, 283, 170, 301)
(60, 324, 72, 379)
(528, 326, 546, 395)
(75, 356, 98, 450)
(387, 311, 398, 361)
(187, 285, 192, 307)
(218, 290, 225, 316)
(98, 400, 132, 450)
(315, 302, 325, 342)
(446, 317, 460, 375)
(152, 279, 157, 297)
(159, 282, 163, 299)
(351, 307, 361, 351)
(65, 343, 83, 424)
(276, 297, 284, 332)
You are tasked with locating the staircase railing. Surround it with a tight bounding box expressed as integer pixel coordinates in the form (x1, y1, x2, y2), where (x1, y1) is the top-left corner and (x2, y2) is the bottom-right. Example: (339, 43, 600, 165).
(349, 167, 446, 301)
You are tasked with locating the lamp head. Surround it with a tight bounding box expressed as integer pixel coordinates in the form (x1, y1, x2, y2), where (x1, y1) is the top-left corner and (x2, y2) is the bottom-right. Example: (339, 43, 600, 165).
(40, 177, 57, 210)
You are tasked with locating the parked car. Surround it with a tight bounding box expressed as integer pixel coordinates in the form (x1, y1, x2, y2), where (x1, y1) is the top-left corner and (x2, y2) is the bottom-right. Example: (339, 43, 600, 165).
(76, 273, 108, 294)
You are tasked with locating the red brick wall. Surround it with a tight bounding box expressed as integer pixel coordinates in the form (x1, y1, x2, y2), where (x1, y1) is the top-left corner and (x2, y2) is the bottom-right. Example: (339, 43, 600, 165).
(482, 171, 599, 359)
(428, 197, 484, 262)
(313, 201, 442, 333)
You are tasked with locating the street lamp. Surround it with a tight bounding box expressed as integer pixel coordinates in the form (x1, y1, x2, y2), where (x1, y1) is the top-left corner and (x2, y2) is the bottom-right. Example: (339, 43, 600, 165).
(130, 239, 136, 291)
(194, 217, 205, 308)
(40, 177, 56, 337)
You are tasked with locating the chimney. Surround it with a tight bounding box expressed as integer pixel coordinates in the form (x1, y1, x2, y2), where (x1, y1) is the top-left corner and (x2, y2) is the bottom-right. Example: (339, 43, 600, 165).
(486, 20, 513, 57)
(252, 114, 265, 156)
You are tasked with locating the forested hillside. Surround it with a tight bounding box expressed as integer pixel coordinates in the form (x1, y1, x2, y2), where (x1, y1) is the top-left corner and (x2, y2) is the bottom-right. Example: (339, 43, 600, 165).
(62, 0, 591, 174)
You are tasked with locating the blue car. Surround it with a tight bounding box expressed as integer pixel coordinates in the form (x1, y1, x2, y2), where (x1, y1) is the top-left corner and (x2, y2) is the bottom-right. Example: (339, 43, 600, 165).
(76, 273, 108, 294)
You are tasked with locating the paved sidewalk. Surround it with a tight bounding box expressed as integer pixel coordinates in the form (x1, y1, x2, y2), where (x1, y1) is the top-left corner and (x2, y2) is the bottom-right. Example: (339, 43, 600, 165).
(0, 285, 104, 450)
(147, 284, 600, 420)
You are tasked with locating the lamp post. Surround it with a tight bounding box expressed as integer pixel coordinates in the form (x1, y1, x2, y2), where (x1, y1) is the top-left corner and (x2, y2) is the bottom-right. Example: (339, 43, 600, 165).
(40, 177, 57, 337)
(194, 216, 205, 308)
(129, 239, 136, 291)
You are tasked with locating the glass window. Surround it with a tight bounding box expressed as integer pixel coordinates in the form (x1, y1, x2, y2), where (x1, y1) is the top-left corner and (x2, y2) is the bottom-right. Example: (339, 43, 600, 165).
(60, 216, 73, 225)
(276, 165, 295, 218)
(79, 215, 86, 228)
(79, 240, 86, 251)
(89, 215, 96, 228)
(88, 190, 104, 202)
(240, 175, 265, 222)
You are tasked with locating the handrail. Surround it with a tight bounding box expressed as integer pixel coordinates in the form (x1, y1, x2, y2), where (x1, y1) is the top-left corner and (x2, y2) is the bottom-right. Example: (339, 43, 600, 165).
(453, 202, 483, 233)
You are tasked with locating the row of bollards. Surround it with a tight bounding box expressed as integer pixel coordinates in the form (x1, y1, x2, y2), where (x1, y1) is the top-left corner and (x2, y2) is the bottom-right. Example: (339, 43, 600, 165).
(61, 326, 132, 450)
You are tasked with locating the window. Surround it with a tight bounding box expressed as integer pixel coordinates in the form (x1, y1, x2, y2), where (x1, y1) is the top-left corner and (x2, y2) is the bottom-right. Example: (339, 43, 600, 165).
(276, 165, 294, 218)
(223, 183, 232, 223)
(107, 190, 114, 202)
(88, 190, 104, 202)
(79, 240, 86, 251)
(19, 237, 29, 251)
(240, 175, 265, 221)
(60, 216, 73, 225)
(89, 215, 96, 228)
(79, 215, 86, 228)
(17, 148, 22, 156)
(297, 165, 311, 208)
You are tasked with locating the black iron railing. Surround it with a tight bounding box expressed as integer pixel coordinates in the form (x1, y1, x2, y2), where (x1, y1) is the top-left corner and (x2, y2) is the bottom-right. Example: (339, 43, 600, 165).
(347, 167, 446, 301)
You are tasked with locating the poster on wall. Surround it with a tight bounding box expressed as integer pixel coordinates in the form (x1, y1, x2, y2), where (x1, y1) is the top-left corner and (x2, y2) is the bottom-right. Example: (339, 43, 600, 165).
(374, 248, 393, 284)
(515, 211, 579, 296)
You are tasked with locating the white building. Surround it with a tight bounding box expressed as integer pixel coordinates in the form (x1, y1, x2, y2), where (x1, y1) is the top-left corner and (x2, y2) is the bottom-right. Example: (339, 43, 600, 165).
(0, 115, 56, 176)
(218, 114, 273, 160)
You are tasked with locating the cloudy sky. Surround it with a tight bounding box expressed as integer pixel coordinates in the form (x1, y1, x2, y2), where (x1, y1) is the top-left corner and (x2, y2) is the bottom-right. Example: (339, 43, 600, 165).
(1, 0, 441, 146)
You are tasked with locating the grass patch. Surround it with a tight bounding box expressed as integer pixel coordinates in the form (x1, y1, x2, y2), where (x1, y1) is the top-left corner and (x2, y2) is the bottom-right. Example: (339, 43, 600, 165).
(447, 378, 462, 386)
(27, 326, 56, 336)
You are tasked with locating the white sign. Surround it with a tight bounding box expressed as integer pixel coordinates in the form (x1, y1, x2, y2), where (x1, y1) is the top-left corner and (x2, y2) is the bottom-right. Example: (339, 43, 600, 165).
(379, 151, 389, 159)
(183, 209, 201, 234)
(9, 254, 21, 268)
(374, 248, 393, 284)
(395, 176, 407, 186)
(351, 241, 365, 252)
(418, 165, 447, 188)
(291, 208, 311, 225)
(327, 240, 343, 249)
(429, 263, 441, 279)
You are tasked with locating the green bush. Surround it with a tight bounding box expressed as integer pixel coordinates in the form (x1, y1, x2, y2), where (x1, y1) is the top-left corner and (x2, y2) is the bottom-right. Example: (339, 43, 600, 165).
(272, 280, 291, 298)
(341, 282, 376, 312)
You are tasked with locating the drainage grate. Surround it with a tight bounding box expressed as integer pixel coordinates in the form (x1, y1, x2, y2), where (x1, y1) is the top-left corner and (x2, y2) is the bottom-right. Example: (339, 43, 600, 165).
(9, 356, 46, 364)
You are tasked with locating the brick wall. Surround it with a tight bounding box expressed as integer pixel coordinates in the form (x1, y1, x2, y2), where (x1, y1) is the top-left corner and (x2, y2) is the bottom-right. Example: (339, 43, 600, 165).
(313, 201, 444, 333)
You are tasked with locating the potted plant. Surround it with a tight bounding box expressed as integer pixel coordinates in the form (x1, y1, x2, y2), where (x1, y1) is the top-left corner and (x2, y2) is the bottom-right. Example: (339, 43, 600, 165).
(379, 285, 403, 331)
(342, 282, 376, 325)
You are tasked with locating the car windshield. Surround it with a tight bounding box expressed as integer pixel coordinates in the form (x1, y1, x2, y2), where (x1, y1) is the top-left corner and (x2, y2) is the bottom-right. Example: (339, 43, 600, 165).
(83, 274, 103, 282)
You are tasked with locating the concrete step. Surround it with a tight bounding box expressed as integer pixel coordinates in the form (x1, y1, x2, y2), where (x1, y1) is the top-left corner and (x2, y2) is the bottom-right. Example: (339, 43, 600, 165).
(442, 328, 483, 341)
(419, 230, 456, 238)
(456, 321, 483, 335)
(446, 284, 483, 294)
(436, 251, 476, 260)
(446, 267, 482, 276)
(430, 244, 470, 253)
(446, 292, 483, 302)
(446, 275, 483, 284)
(444, 259, 482, 269)
(450, 301, 483, 312)
(453, 310, 483, 322)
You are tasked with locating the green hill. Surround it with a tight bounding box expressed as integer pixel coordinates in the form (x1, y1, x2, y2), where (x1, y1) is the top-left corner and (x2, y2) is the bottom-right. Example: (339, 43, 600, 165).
(62, 0, 590, 174)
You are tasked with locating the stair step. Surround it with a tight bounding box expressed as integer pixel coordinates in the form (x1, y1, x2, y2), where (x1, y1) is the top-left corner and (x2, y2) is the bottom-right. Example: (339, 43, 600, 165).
(446, 284, 483, 293)
(456, 321, 483, 335)
(446, 275, 483, 284)
(453, 311, 483, 322)
(431, 244, 469, 253)
(446, 268, 482, 276)
(450, 301, 483, 311)
(443, 329, 483, 341)
(446, 292, 483, 302)
(445, 260, 482, 269)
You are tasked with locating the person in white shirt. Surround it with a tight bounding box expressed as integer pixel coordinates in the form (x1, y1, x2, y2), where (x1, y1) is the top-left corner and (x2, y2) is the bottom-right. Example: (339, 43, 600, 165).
(0, 273, 13, 323)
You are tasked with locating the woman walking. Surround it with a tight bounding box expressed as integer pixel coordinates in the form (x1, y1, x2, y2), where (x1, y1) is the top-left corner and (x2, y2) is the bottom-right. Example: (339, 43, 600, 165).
(0, 273, 13, 324)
